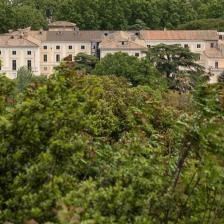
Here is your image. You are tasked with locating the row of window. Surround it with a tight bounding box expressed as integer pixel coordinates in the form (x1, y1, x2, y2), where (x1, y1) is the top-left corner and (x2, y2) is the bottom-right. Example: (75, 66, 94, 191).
(183, 44, 203, 49)
(184, 43, 215, 49)
(43, 45, 86, 50)
(11, 60, 32, 71)
(0, 59, 220, 72)
(148, 43, 214, 49)
(0, 50, 32, 55)
(0, 43, 216, 57)
(43, 54, 60, 62)
(0, 45, 87, 56)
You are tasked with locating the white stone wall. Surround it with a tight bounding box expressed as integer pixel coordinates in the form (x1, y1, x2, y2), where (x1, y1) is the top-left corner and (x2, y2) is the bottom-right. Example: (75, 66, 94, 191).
(0, 47, 40, 79)
(40, 41, 92, 75)
(144, 40, 211, 53)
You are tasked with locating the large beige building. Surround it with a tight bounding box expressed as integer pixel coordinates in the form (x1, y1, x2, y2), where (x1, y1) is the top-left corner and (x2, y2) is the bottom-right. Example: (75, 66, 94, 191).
(0, 21, 224, 81)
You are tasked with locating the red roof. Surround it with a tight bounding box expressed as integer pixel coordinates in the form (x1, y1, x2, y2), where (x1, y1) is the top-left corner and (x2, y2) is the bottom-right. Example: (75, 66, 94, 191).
(140, 30, 219, 41)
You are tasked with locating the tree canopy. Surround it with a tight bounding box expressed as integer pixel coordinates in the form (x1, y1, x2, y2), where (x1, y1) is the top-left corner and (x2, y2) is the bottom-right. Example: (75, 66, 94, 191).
(1, 0, 224, 32)
(0, 66, 224, 223)
(93, 52, 165, 88)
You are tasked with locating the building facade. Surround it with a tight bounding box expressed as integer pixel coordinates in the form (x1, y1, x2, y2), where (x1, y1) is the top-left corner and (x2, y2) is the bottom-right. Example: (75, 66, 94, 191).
(0, 21, 224, 81)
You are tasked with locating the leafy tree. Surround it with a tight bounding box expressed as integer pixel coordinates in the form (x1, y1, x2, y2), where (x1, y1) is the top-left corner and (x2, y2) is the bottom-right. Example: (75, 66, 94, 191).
(2, 0, 224, 32)
(0, 73, 15, 113)
(74, 53, 98, 74)
(128, 19, 149, 30)
(11, 5, 47, 30)
(54, 59, 76, 75)
(178, 18, 224, 31)
(15, 66, 33, 92)
(147, 44, 204, 78)
(218, 70, 224, 83)
(0, 69, 224, 223)
(0, 1, 14, 33)
(93, 52, 165, 88)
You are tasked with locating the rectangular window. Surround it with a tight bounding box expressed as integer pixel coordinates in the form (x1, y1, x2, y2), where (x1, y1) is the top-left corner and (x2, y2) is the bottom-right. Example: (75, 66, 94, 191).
(211, 43, 214, 48)
(44, 54, 47, 62)
(43, 46, 47, 50)
(27, 60, 32, 70)
(56, 54, 60, 62)
(135, 52, 140, 57)
(197, 44, 201, 49)
(215, 61, 219, 69)
(0, 50, 1, 55)
(12, 51, 16, 55)
(44, 67, 47, 71)
(81, 45, 85, 50)
(27, 51, 32, 55)
(69, 45, 72, 50)
(184, 44, 189, 48)
(56, 45, 60, 50)
(12, 60, 16, 70)
(219, 35, 223, 40)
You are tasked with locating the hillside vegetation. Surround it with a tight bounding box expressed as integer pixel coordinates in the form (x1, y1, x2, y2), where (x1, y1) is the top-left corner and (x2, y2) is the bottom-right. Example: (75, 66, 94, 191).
(1, 0, 224, 33)
(0, 48, 224, 223)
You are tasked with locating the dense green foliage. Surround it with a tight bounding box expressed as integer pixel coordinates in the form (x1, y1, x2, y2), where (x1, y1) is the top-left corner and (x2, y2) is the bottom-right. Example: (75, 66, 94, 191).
(74, 53, 99, 74)
(2, 0, 224, 32)
(218, 71, 224, 83)
(178, 19, 224, 31)
(93, 52, 165, 87)
(147, 44, 204, 77)
(0, 58, 224, 223)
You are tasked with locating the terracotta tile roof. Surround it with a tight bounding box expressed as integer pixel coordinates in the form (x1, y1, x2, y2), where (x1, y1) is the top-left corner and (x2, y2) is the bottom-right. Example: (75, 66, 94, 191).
(204, 49, 223, 58)
(140, 30, 219, 41)
(100, 31, 147, 50)
(0, 34, 40, 47)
